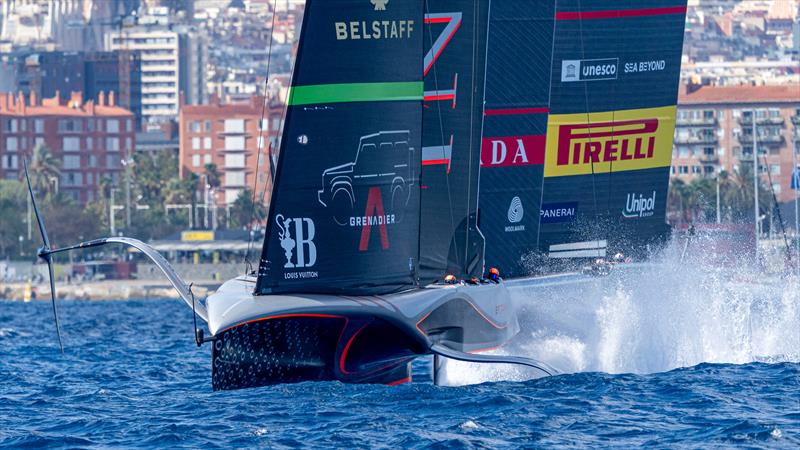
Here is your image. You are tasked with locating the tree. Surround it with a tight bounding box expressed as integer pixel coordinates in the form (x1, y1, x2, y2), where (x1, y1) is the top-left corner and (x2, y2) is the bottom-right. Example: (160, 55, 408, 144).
(229, 189, 267, 229)
(26, 143, 60, 197)
(204, 163, 221, 189)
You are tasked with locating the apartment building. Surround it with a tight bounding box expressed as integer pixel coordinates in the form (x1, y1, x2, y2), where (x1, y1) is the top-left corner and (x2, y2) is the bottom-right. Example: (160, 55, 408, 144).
(0, 91, 136, 204)
(673, 83, 800, 202)
(106, 26, 207, 126)
(179, 95, 280, 206)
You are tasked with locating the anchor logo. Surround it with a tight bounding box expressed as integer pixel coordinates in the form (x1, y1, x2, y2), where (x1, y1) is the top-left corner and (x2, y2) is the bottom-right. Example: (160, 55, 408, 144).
(371, 0, 388, 11)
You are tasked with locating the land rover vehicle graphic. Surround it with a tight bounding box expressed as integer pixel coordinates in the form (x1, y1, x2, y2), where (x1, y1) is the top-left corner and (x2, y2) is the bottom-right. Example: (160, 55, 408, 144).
(318, 131, 415, 226)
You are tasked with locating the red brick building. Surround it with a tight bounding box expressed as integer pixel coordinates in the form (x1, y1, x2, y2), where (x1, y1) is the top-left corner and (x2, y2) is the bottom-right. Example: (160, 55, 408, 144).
(674, 84, 800, 202)
(179, 95, 280, 206)
(0, 91, 136, 204)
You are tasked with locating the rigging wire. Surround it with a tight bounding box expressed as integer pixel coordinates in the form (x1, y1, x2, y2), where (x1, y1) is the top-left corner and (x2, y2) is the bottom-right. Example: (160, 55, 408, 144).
(243, 0, 280, 274)
(575, 0, 602, 253)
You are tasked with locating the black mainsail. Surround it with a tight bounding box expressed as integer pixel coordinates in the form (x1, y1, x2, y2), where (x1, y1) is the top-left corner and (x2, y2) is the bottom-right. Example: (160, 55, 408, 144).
(255, 0, 425, 294)
(478, 0, 556, 277)
(419, 0, 491, 283)
(538, 0, 688, 262)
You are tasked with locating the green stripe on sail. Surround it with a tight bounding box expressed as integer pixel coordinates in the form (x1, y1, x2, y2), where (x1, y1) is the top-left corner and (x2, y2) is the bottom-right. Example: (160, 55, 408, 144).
(288, 82, 423, 106)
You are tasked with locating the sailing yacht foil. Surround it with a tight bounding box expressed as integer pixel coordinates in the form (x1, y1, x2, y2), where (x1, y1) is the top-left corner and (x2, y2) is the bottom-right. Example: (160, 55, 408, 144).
(27, 0, 689, 391)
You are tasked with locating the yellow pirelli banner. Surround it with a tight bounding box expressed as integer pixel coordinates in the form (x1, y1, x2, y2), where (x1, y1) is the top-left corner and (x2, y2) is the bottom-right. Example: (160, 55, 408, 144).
(543, 105, 677, 177)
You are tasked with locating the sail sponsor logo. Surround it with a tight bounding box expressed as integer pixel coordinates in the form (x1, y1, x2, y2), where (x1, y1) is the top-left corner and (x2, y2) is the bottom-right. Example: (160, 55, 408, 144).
(276, 214, 319, 279)
(624, 60, 666, 74)
(480, 135, 545, 167)
(371, 0, 389, 11)
(544, 106, 676, 177)
(540, 202, 578, 224)
(561, 58, 619, 82)
(357, 187, 393, 251)
(335, 1, 416, 43)
(622, 191, 656, 218)
(505, 196, 525, 232)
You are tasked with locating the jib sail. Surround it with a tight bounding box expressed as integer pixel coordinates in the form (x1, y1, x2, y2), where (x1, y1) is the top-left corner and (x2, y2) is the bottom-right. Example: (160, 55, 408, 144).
(478, 0, 556, 277)
(255, 0, 425, 295)
(538, 0, 687, 262)
(419, 0, 491, 283)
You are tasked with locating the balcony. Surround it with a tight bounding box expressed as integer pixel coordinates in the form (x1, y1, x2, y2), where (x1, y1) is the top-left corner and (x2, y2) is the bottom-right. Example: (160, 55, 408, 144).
(674, 134, 718, 144)
(739, 116, 785, 126)
(792, 115, 800, 126)
(738, 134, 784, 144)
(699, 154, 719, 163)
(675, 117, 717, 127)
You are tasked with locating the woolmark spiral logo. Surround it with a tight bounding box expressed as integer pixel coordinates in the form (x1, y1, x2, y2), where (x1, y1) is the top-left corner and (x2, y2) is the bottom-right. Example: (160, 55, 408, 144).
(507, 196, 524, 223)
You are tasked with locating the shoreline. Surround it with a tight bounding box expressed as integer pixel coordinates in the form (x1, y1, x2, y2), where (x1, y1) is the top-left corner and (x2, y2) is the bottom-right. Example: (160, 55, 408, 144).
(0, 279, 220, 301)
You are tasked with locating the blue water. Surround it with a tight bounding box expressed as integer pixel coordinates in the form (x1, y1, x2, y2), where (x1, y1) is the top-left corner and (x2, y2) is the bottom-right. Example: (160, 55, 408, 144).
(1, 299, 798, 448)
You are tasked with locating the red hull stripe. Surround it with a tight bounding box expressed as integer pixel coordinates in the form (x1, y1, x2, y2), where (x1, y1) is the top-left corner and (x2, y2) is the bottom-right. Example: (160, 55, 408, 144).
(556, 6, 687, 21)
(484, 107, 550, 116)
(387, 376, 412, 386)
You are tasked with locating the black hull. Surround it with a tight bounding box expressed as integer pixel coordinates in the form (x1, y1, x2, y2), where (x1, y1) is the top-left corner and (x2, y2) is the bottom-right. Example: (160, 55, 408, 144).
(212, 314, 427, 391)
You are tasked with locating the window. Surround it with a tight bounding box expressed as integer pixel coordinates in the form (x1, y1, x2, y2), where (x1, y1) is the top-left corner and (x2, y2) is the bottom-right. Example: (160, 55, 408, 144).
(692, 166, 701, 174)
(192, 137, 201, 150)
(58, 119, 81, 133)
(190, 121, 201, 132)
(34, 137, 44, 148)
(87, 119, 95, 132)
(225, 136, 245, 150)
(34, 119, 44, 133)
(5, 137, 18, 152)
(204, 154, 211, 164)
(204, 120, 212, 132)
(89, 155, 98, 167)
(107, 119, 120, 133)
(106, 155, 120, 169)
(272, 117, 281, 131)
(63, 155, 81, 169)
(679, 147, 690, 158)
(87, 173, 93, 185)
(704, 165, 715, 174)
(770, 164, 780, 175)
(225, 172, 245, 186)
(225, 189, 242, 204)
(772, 184, 781, 195)
(2, 155, 18, 169)
(192, 154, 200, 167)
(670, 166, 676, 175)
(62, 173, 82, 186)
(127, 119, 133, 132)
(679, 166, 689, 174)
(203, 137, 212, 150)
(225, 154, 245, 168)
(126, 138, 132, 151)
(106, 137, 120, 151)
(87, 137, 93, 150)
(703, 147, 715, 156)
(224, 119, 245, 134)
(3, 118, 18, 132)
(63, 137, 80, 152)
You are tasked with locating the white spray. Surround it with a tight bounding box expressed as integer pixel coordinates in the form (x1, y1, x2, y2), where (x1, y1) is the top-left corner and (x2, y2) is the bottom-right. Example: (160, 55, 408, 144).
(442, 238, 800, 385)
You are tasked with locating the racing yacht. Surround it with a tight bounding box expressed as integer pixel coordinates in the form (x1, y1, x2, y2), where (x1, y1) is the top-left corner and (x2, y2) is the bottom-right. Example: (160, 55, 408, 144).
(29, 0, 688, 390)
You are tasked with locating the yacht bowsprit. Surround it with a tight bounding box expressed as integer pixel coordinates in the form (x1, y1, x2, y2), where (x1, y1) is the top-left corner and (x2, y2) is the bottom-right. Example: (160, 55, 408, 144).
(27, 0, 688, 391)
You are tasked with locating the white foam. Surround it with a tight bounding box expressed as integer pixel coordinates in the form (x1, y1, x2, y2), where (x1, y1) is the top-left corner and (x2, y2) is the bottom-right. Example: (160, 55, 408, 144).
(442, 238, 800, 385)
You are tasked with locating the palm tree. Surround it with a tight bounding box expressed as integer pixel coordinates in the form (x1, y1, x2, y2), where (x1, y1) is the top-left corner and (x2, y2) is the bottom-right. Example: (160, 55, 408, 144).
(204, 163, 221, 189)
(26, 143, 60, 196)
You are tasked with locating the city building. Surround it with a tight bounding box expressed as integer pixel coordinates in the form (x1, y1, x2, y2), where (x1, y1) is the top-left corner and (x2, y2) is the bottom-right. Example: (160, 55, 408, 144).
(673, 83, 800, 202)
(105, 22, 206, 126)
(178, 94, 279, 207)
(0, 90, 136, 204)
(12, 51, 143, 128)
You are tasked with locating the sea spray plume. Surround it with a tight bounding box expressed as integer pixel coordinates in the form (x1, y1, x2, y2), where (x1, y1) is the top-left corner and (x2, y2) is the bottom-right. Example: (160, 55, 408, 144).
(439, 236, 799, 386)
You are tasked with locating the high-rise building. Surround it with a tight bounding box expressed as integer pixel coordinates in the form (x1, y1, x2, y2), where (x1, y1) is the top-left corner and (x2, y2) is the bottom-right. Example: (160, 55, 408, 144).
(106, 25, 207, 126)
(11, 51, 143, 129)
(0, 90, 136, 205)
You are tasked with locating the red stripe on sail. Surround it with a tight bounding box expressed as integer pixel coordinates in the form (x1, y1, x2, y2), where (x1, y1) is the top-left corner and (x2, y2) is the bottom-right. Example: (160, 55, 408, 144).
(484, 107, 549, 116)
(556, 6, 687, 21)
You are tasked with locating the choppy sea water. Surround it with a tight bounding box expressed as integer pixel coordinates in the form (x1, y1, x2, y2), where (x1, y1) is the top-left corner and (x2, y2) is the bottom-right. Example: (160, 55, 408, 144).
(1, 250, 799, 448)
